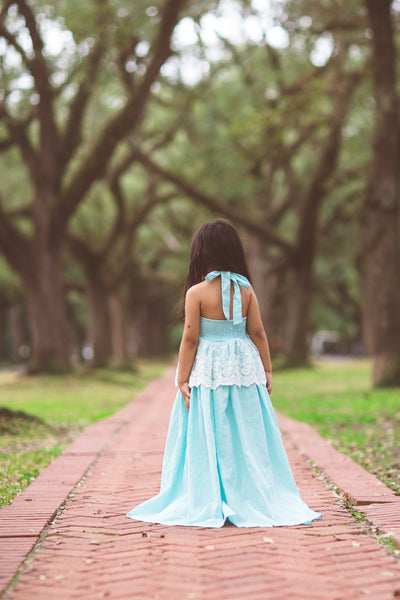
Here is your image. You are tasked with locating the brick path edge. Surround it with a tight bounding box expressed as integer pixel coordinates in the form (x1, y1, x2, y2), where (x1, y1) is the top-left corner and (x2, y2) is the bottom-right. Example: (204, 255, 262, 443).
(0, 376, 162, 595)
(278, 414, 400, 544)
(1, 368, 399, 596)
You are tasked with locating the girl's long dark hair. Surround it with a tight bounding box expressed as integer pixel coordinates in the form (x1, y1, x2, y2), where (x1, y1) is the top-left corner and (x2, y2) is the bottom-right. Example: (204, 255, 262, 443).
(182, 219, 252, 314)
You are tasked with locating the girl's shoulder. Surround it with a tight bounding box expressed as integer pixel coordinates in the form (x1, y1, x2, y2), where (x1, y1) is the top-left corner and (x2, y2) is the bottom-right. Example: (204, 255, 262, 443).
(185, 280, 207, 302)
(186, 278, 255, 303)
(185, 278, 218, 305)
(248, 284, 256, 298)
(186, 280, 207, 294)
(187, 278, 255, 294)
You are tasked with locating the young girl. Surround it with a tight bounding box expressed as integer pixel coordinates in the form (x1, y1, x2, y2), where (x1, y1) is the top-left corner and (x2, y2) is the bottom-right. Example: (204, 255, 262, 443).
(127, 219, 321, 527)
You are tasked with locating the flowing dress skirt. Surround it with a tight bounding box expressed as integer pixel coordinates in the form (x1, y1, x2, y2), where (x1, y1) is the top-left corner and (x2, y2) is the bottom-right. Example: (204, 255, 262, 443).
(127, 383, 322, 528)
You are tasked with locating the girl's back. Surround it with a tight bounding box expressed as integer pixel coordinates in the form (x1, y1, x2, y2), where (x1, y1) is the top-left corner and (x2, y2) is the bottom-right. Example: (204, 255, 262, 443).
(192, 277, 251, 321)
(186, 273, 266, 354)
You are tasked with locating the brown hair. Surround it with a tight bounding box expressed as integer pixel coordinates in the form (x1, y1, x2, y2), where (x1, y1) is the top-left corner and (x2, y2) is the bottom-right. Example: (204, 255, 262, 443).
(183, 219, 252, 304)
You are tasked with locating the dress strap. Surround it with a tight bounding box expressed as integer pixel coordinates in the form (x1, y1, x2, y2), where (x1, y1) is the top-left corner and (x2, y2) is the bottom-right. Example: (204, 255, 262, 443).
(205, 271, 250, 324)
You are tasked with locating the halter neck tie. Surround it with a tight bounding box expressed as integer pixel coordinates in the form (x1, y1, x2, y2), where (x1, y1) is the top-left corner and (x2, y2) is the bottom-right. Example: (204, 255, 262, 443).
(205, 271, 250, 324)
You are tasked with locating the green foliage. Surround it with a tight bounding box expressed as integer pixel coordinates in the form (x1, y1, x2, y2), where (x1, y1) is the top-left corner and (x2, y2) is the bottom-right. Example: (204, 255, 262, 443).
(0, 359, 169, 506)
(0, 360, 167, 424)
(1, 0, 395, 369)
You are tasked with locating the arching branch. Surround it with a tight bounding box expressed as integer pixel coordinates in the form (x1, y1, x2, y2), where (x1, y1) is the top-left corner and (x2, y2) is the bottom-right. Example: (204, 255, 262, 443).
(15, 0, 57, 188)
(0, 23, 31, 69)
(0, 201, 30, 270)
(58, 40, 107, 173)
(54, 0, 188, 239)
(133, 149, 295, 256)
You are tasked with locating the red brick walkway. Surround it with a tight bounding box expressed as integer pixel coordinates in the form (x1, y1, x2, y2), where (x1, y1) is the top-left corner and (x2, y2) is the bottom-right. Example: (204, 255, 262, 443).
(1, 368, 400, 599)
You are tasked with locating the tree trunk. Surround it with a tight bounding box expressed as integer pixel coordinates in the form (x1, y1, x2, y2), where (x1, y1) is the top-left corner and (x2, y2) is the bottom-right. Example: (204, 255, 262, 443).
(246, 235, 279, 333)
(0, 298, 9, 360)
(363, 0, 400, 386)
(130, 298, 171, 356)
(0, 0, 188, 373)
(261, 271, 280, 339)
(247, 236, 267, 321)
(109, 291, 130, 366)
(21, 247, 70, 373)
(283, 72, 358, 366)
(283, 263, 312, 366)
(86, 276, 112, 368)
(8, 304, 25, 360)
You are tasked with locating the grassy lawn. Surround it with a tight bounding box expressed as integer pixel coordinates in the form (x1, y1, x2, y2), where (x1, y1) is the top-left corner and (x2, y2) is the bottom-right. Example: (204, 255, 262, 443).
(273, 358, 400, 495)
(1, 356, 399, 510)
(0, 359, 170, 507)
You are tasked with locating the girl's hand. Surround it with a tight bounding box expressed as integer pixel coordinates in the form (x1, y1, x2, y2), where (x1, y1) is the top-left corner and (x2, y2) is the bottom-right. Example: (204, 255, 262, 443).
(179, 382, 191, 410)
(265, 371, 273, 394)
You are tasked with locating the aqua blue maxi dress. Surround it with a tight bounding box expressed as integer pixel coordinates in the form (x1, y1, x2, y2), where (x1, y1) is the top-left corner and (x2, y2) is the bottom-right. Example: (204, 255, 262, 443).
(127, 271, 321, 528)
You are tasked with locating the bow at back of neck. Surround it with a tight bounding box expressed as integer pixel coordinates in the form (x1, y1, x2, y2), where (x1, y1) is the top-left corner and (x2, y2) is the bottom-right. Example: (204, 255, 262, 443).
(205, 271, 250, 324)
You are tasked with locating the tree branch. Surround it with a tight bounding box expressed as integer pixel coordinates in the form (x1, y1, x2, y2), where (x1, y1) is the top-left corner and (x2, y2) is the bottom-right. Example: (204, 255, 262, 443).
(116, 32, 140, 91)
(133, 148, 295, 256)
(315, 279, 360, 323)
(108, 189, 176, 291)
(53, 0, 188, 239)
(58, 39, 107, 173)
(265, 255, 290, 276)
(15, 0, 58, 189)
(295, 71, 362, 255)
(267, 47, 345, 111)
(276, 122, 319, 168)
(100, 177, 127, 261)
(216, 34, 256, 87)
(63, 279, 85, 294)
(0, 200, 30, 270)
(0, 0, 14, 23)
(310, 19, 366, 35)
(66, 232, 101, 269)
(6, 120, 40, 187)
(0, 137, 14, 152)
(67, 183, 173, 294)
(0, 23, 31, 70)
(269, 164, 300, 225)
(319, 195, 358, 237)
(6, 203, 32, 219)
(146, 108, 189, 153)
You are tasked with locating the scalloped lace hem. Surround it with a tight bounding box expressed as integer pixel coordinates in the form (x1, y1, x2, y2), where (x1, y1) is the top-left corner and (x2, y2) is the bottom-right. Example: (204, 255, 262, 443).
(188, 373, 267, 390)
(186, 338, 266, 390)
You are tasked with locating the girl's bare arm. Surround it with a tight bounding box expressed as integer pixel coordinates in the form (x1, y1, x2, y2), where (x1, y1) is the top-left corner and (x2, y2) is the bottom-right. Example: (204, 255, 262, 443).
(246, 288, 273, 393)
(177, 286, 201, 408)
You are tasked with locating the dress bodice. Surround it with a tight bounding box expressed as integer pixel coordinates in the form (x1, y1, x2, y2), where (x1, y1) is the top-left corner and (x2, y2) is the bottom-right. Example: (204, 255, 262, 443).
(187, 271, 266, 390)
(199, 315, 248, 341)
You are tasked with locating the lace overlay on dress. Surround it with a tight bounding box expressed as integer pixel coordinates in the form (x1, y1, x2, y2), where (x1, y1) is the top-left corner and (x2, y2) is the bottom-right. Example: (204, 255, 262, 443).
(188, 318, 266, 389)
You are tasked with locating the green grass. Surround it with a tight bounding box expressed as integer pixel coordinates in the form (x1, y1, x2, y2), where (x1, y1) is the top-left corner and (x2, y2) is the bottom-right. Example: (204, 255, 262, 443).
(0, 359, 170, 507)
(1, 356, 399, 509)
(273, 358, 400, 495)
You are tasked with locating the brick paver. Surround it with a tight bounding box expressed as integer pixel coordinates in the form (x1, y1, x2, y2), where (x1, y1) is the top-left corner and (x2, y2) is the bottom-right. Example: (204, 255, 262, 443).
(1, 367, 400, 599)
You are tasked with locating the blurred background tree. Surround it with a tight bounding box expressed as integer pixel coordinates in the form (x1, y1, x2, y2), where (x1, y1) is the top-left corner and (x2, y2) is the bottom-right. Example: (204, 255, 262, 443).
(0, 0, 399, 386)
(0, 0, 192, 371)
